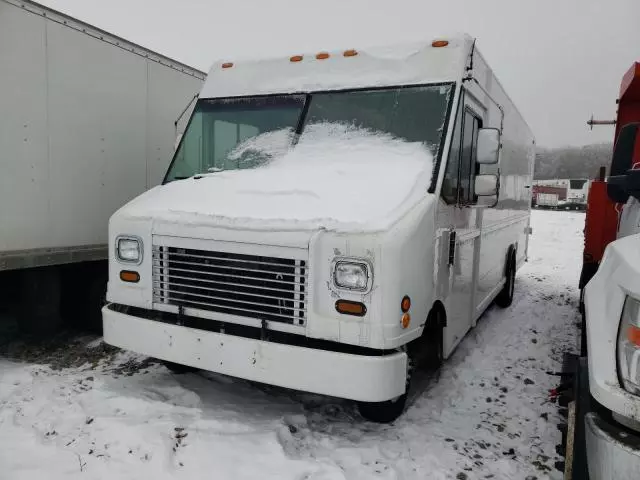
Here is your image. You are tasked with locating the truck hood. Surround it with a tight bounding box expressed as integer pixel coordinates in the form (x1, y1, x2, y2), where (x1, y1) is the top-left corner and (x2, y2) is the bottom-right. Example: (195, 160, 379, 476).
(115, 124, 436, 233)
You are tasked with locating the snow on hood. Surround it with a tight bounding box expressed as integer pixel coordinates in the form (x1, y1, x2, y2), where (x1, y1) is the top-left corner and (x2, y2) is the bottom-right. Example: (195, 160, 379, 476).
(119, 123, 435, 232)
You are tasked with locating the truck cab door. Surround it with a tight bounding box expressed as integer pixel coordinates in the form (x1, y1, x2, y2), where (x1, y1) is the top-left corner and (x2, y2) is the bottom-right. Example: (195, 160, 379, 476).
(437, 98, 483, 357)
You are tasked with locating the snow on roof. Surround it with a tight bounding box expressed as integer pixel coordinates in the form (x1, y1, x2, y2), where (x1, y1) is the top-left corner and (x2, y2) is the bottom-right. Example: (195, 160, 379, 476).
(200, 35, 473, 98)
(120, 123, 435, 232)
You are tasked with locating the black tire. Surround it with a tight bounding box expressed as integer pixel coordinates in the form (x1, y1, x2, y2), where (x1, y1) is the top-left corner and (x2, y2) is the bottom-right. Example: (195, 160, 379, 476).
(495, 249, 516, 308)
(579, 289, 588, 357)
(570, 357, 591, 479)
(17, 267, 63, 336)
(164, 361, 198, 374)
(358, 352, 413, 423)
(416, 306, 444, 370)
(61, 261, 107, 333)
(83, 265, 108, 333)
(358, 394, 407, 424)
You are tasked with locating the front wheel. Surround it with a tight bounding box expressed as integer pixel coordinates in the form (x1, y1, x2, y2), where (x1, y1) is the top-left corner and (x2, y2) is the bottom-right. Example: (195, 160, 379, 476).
(358, 394, 407, 423)
(358, 351, 413, 423)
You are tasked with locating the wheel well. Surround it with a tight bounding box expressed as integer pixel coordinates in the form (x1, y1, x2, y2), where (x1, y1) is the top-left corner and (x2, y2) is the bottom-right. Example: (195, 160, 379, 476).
(427, 300, 447, 329)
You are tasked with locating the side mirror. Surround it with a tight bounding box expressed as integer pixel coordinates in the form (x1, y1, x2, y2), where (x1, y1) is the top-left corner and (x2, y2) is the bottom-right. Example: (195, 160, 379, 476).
(607, 123, 640, 203)
(475, 174, 499, 196)
(608, 170, 640, 202)
(477, 128, 501, 165)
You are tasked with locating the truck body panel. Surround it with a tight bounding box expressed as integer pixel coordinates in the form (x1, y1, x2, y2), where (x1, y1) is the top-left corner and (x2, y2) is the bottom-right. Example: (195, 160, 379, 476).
(537, 193, 560, 208)
(0, 0, 205, 271)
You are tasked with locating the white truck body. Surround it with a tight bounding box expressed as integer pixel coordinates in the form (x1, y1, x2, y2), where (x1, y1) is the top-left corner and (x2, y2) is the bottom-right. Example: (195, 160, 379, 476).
(537, 192, 560, 208)
(0, 0, 205, 271)
(584, 199, 640, 479)
(567, 178, 590, 206)
(103, 35, 534, 412)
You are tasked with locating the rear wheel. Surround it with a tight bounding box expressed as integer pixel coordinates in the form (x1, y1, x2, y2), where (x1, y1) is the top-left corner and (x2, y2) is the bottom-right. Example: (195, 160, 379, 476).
(495, 249, 516, 308)
(61, 261, 107, 333)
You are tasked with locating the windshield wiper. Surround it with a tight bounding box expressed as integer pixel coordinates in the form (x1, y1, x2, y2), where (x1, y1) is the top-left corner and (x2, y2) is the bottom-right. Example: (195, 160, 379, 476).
(294, 93, 312, 139)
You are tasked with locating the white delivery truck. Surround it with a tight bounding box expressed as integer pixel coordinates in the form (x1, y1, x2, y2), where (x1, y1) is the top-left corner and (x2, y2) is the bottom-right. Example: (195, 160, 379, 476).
(103, 34, 535, 422)
(0, 0, 205, 332)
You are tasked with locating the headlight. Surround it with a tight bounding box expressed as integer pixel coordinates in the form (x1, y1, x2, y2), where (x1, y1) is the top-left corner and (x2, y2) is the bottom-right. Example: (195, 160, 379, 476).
(116, 236, 142, 264)
(617, 296, 640, 396)
(333, 261, 370, 291)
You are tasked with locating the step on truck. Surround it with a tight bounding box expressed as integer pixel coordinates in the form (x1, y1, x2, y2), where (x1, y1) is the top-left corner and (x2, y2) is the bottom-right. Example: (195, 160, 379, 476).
(103, 34, 535, 422)
(568, 61, 640, 478)
(0, 0, 205, 333)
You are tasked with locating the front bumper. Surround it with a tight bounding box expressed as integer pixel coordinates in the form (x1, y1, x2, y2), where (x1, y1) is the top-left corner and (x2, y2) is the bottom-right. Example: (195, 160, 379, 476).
(586, 412, 640, 479)
(103, 305, 407, 402)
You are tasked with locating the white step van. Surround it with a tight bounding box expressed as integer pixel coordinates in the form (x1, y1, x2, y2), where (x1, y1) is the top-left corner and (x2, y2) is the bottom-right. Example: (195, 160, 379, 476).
(103, 35, 535, 422)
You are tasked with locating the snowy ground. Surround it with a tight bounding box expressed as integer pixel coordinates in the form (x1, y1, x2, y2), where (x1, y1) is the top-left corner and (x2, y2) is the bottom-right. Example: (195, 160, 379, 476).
(0, 210, 581, 480)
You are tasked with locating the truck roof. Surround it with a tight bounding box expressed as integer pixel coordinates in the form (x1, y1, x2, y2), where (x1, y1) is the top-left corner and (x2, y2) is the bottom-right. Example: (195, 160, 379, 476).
(200, 34, 474, 99)
(3, 0, 206, 80)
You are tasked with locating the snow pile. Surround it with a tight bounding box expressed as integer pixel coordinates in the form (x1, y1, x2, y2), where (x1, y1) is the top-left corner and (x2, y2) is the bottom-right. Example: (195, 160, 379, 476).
(126, 123, 435, 232)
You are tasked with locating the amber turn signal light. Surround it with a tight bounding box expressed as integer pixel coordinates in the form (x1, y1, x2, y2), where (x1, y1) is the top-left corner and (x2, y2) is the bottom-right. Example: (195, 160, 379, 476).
(627, 325, 640, 346)
(401, 296, 411, 313)
(401, 313, 411, 329)
(432, 40, 449, 48)
(120, 270, 140, 283)
(221, 62, 234, 69)
(335, 300, 367, 317)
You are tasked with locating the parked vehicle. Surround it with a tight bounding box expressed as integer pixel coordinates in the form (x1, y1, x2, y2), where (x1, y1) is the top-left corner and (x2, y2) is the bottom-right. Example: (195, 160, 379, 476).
(0, 0, 205, 332)
(566, 61, 640, 479)
(103, 34, 535, 422)
(532, 179, 589, 210)
(536, 192, 560, 209)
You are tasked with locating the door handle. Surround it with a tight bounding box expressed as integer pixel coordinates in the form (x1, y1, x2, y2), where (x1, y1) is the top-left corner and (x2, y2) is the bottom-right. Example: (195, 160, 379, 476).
(448, 231, 456, 266)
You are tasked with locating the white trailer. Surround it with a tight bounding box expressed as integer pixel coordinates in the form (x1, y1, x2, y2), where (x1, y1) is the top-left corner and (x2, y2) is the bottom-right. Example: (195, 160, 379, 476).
(536, 192, 560, 209)
(0, 0, 205, 331)
(103, 34, 535, 422)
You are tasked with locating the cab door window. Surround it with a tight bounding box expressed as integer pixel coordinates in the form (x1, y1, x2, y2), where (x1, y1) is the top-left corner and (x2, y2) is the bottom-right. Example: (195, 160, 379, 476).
(459, 110, 481, 205)
(441, 99, 481, 205)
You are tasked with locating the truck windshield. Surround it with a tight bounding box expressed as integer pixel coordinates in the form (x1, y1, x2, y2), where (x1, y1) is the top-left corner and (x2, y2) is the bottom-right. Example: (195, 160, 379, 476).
(164, 85, 452, 183)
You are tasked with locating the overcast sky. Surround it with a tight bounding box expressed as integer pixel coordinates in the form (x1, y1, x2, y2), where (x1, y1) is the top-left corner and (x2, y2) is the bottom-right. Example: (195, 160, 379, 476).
(39, 0, 640, 148)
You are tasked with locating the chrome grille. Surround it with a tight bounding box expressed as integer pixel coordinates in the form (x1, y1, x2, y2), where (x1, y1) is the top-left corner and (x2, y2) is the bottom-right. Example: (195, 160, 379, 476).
(152, 246, 307, 325)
